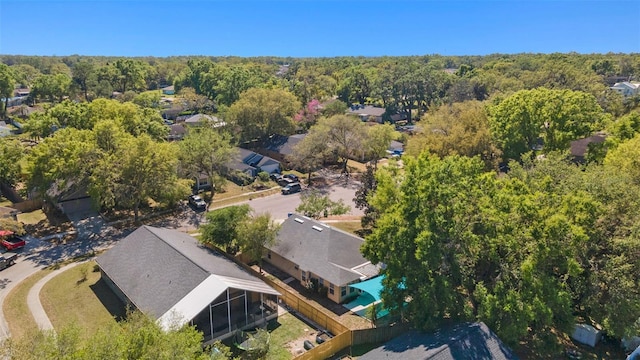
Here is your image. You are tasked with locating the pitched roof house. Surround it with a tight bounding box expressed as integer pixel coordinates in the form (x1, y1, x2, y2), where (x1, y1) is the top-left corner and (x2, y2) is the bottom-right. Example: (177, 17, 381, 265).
(229, 148, 281, 177)
(259, 133, 308, 163)
(570, 133, 606, 163)
(359, 322, 518, 360)
(182, 114, 227, 128)
(347, 105, 386, 123)
(161, 85, 175, 95)
(611, 82, 640, 97)
(265, 214, 379, 303)
(96, 226, 280, 343)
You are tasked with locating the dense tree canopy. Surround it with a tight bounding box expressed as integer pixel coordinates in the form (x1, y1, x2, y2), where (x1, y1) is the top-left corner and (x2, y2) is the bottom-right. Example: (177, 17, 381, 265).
(361, 151, 640, 354)
(488, 88, 605, 161)
(407, 100, 500, 170)
(227, 87, 300, 142)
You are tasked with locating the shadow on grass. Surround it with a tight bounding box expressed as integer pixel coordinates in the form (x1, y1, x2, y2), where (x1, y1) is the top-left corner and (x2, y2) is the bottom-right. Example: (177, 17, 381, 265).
(90, 277, 127, 321)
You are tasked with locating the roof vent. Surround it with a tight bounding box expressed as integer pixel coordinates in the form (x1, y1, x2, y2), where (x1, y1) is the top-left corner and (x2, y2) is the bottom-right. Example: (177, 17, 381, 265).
(294, 218, 305, 224)
(312, 225, 323, 232)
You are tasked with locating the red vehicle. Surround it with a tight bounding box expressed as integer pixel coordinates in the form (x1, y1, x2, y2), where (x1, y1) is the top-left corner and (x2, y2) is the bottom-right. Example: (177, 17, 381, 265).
(0, 230, 26, 251)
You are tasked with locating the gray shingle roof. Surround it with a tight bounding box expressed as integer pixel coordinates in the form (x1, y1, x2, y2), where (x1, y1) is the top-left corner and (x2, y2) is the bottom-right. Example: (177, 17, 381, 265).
(269, 215, 376, 286)
(265, 134, 307, 156)
(96, 226, 267, 319)
(359, 322, 518, 360)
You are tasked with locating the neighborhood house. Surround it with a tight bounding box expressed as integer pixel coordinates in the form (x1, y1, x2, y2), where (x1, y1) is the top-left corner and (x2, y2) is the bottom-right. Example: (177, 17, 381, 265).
(265, 214, 379, 304)
(96, 226, 280, 343)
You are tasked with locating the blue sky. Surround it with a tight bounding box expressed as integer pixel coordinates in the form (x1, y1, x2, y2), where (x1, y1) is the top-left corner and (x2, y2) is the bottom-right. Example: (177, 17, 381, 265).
(1, 1, 638, 57)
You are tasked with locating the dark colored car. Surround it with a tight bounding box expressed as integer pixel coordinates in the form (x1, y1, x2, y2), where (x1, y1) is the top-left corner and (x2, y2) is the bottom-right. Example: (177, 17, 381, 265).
(0, 252, 17, 271)
(281, 182, 302, 195)
(284, 174, 299, 182)
(270, 173, 282, 182)
(0, 230, 26, 251)
(188, 195, 206, 210)
(277, 177, 294, 187)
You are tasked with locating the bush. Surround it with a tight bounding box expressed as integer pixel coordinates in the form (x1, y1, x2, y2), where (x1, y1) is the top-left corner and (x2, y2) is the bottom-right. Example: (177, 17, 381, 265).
(257, 171, 270, 182)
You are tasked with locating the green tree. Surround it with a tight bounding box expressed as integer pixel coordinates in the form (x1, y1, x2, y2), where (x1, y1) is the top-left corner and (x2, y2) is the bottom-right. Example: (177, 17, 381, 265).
(178, 125, 236, 203)
(26, 128, 97, 197)
(407, 101, 500, 170)
(227, 87, 300, 142)
(132, 90, 162, 108)
(0, 64, 15, 118)
(488, 88, 604, 161)
(72, 60, 95, 101)
(111, 58, 147, 93)
(90, 134, 190, 222)
(237, 213, 280, 272)
(308, 115, 367, 175)
(296, 189, 350, 219)
(287, 130, 327, 185)
(0, 311, 209, 360)
(0, 138, 24, 186)
(199, 204, 251, 253)
(364, 123, 398, 167)
(321, 99, 348, 117)
(353, 163, 379, 234)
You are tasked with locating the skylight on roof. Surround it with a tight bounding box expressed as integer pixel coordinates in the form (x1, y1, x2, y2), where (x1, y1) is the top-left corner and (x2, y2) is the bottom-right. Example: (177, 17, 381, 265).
(312, 225, 323, 232)
(294, 218, 304, 224)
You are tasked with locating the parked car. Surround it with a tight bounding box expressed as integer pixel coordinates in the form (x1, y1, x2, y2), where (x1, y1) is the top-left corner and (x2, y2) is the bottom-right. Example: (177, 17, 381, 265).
(283, 173, 299, 182)
(0, 252, 17, 271)
(282, 182, 302, 195)
(270, 173, 282, 182)
(0, 230, 26, 251)
(277, 177, 294, 187)
(188, 195, 206, 210)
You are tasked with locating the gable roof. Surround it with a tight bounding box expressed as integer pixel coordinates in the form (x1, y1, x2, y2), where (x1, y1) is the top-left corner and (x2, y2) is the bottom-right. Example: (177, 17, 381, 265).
(161, 85, 174, 91)
(570, 134, 606, 158)
(229, 148, 280, 175)
(269, 215, 378, 286)
(96, 226, 278, 327)
(360, 322, 518, 360)
(184, 113, 221, 124)
(347, 105, 386, 117)
(265, 133, 307, 156)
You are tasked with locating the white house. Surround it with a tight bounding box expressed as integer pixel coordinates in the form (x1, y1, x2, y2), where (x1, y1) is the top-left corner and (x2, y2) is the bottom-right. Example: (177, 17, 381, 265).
(610, 82, 640, 97)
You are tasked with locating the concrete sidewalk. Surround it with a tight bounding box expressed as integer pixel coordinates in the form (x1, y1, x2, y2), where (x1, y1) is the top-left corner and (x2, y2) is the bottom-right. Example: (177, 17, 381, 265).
(26, 262, 82, 333)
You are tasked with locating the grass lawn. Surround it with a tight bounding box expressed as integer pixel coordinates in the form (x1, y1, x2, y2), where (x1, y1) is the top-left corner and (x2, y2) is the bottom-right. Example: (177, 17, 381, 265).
(40, 261, 125, 339)
(3, 268, 54, 340)
(209, 187, 281, 209)
(16, 209, 47, 225)
(330, 221, 363, 236)
(347, 160, 367, 173)
(266, 313, 312, 360)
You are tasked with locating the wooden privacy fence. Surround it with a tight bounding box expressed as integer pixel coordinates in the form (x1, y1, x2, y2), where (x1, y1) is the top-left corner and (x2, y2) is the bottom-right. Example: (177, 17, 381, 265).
(293, 331, 351, 360)
(12, 199, 43, 212)
(262, 277, 350, 336)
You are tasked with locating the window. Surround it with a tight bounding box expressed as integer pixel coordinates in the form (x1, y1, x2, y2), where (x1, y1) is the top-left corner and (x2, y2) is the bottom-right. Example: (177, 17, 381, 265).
(350, 287, 355, 293)
(318, 278, 324, 286)
(267, 251, 271, 259)
(341, 287, 346, 296)
(329, 283, 334, 295)
(301, 271, 306, 282)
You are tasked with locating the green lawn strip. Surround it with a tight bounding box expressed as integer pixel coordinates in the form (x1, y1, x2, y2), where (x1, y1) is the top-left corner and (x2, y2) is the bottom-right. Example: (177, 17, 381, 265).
(40, 261, 123, 339)
(267, 313, 311, 360)
(16, 209, 47, 225)
(209, 188, 281, 209)
(329, 221, 363, 236)
(3, 268, 54, 340)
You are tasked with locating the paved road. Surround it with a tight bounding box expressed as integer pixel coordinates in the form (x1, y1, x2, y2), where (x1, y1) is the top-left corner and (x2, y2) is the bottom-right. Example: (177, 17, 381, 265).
(243, 180, 364, 220)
